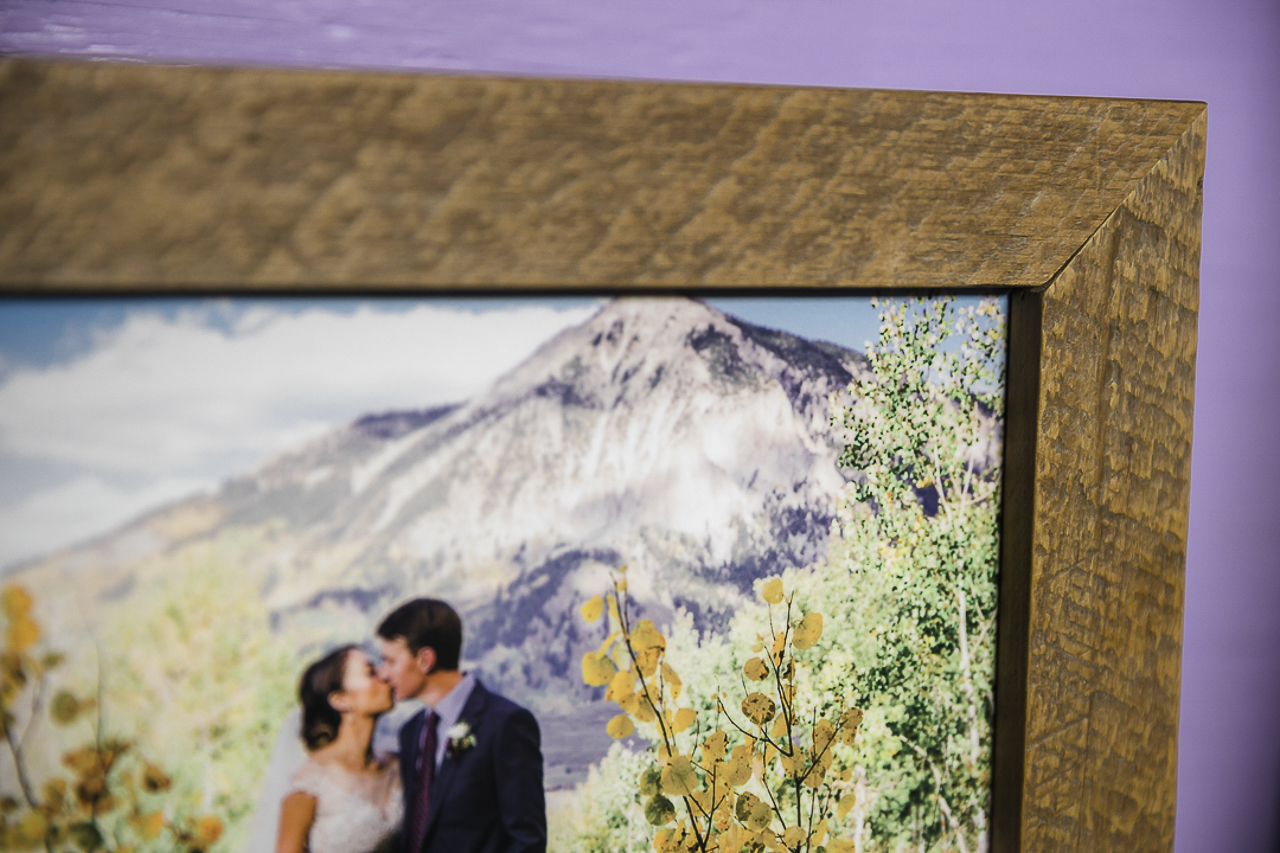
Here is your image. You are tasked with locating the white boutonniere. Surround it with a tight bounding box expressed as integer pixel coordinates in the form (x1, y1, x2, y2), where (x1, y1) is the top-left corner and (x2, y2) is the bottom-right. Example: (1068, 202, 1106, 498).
(445, 721, 477, 757)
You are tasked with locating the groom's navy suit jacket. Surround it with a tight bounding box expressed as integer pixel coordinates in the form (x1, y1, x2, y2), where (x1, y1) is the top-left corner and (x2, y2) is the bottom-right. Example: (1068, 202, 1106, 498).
(398, 680, 546, 853)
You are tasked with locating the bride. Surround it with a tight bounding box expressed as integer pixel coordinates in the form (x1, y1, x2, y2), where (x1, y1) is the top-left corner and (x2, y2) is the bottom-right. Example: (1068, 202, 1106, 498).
(276, 646, 403, 853)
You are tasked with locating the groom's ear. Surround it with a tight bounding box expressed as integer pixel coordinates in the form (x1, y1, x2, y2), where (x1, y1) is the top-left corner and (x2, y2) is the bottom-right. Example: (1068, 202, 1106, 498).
(414, 646, 437, 676)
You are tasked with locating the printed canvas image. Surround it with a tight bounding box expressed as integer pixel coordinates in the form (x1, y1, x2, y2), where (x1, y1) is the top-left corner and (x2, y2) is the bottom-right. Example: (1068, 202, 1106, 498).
(0, 293, 1006, 853)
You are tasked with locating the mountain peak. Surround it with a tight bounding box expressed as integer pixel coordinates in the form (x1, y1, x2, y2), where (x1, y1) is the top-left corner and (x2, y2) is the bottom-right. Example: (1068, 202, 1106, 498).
(485, 296, 864, 416)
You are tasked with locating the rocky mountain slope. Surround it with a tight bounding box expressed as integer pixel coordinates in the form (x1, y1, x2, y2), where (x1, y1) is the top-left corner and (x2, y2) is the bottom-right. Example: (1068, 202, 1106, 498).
(238, 297, 864, 697)
(14, 297, 876, 777)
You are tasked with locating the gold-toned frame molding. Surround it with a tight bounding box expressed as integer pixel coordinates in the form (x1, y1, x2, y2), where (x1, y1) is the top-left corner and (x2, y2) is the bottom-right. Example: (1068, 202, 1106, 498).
(0, 60, 1205, 852)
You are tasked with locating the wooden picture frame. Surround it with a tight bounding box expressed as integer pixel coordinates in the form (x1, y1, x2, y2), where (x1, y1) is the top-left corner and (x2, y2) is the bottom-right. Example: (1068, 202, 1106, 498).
(0, 59, 1205, 853)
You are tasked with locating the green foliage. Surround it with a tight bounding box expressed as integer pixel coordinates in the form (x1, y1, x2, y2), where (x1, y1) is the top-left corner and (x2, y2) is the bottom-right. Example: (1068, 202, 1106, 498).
(548, 743, 653, 853)
(0, 583, 225, 853)
(1, 528, 301, 853)
(93, 530, 300, 853)
(565, 296, 1004, 853)
(825, 296, 1005, 853)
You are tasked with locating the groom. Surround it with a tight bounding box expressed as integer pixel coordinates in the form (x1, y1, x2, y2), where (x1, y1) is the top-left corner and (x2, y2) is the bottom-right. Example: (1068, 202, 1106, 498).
(376, 598, 546, 853)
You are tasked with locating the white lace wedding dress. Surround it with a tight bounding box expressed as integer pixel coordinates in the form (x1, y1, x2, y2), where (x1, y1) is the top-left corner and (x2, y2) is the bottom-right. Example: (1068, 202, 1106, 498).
(285, 758, 403, 853)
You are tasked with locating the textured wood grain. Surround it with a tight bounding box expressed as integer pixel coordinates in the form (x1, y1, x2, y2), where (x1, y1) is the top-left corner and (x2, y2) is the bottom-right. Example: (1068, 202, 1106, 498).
(0, 60, 1202, 290)
(0, 60, 1206, 852)
(1023, 108, 1204, 851)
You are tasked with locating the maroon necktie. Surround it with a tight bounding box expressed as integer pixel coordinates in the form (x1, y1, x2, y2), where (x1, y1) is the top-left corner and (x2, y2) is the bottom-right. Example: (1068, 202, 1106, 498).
(408, 710, 440, 853)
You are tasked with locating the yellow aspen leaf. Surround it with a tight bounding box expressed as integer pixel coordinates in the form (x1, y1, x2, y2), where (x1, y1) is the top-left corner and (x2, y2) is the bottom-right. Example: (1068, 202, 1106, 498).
(770, 631, 787, 664)
(778, 748, 801, 777)
(142, 763, 171, 792)
(62, 747, 100, 774)
(639, 766, 662, 797)
(50, 690, 81, 725)
(702, 730, 728, 762)
(782, 826, 805, 847)
(769, 713, 787, 740)
(801, 757, 828, 787)
(596, 630, 620, 655)
(63, 822, 101, 851)
(195, 816, 223, 846)
(635, 647, 662, 677)
(1, 586, 32, 619)
(631, 620, 666, 652)
(735, 792, 772, 831)
(661, 662, 683, 700)
(660, 755, 698, 796)
(606, 669, 635, 703)
(710, 771, 732, 803)
(582, 651, 616, 686)
(828, 839, 857, 853)
(130, 812, 165, 840)
(581, 596, 605, 622)
(812, 820, 829, 845)
(724, 745, 753, 786)
(742, 657, 769, 681)
(616, 578, 628, 592)
(41, 779, 66, 806)
(792, 612, 824, 649)
(838, 766, 853, 783)
(761, 577, 784, 605)
(633, 693, 657, 723)
(724, 825, 755, 850)
(836, 792, 858, 820)
(741, 692, 776, 726)
(840, 707, 864, 745)
(607, 714, 636, 739)
(673, 708, 697, 733)
(607, 594, 621, 624)
(637, 763, 660, 799)
(813, 718, 836, 754)
(645, 794, 676, 826)
(13, 811, 47, 846)
(6, 617, 38, 653)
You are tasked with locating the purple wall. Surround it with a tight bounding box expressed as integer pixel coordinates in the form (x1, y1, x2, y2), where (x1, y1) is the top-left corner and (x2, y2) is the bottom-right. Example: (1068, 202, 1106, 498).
(3, 2, 1278, 849)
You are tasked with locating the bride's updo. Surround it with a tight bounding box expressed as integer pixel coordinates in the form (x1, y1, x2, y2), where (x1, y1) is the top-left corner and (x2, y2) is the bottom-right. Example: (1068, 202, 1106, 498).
(299, 645, 357, 751)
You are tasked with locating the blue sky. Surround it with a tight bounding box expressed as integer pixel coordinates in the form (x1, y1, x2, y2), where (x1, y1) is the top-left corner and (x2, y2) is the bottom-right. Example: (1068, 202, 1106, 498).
(0, 294, 998, 569)
(0, 295, 885, 375)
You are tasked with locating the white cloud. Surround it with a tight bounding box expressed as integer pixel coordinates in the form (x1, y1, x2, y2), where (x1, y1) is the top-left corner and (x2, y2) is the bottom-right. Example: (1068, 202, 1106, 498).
(0, 474, 210, 570)
(0, 300, 600, 564)
(0, 302, 598, 475)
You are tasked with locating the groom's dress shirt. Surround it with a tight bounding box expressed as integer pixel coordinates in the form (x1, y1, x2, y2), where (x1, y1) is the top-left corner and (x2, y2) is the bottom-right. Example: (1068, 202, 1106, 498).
(422, 672, 476, 770)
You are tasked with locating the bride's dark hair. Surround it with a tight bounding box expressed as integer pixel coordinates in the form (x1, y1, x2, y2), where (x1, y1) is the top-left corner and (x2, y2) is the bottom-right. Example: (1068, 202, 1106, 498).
(299, 645, 357, 751)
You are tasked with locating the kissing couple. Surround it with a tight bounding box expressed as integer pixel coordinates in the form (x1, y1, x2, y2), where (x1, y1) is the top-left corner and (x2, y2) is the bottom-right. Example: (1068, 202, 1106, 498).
(275, 598, 546, 853)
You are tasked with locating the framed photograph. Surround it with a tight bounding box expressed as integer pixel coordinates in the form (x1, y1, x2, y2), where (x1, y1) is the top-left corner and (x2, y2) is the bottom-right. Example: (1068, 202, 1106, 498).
(0, 60, 1204, 853)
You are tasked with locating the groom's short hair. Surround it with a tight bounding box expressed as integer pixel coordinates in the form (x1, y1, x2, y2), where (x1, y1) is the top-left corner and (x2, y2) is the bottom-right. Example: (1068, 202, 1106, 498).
(377, 598, 463, 671)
